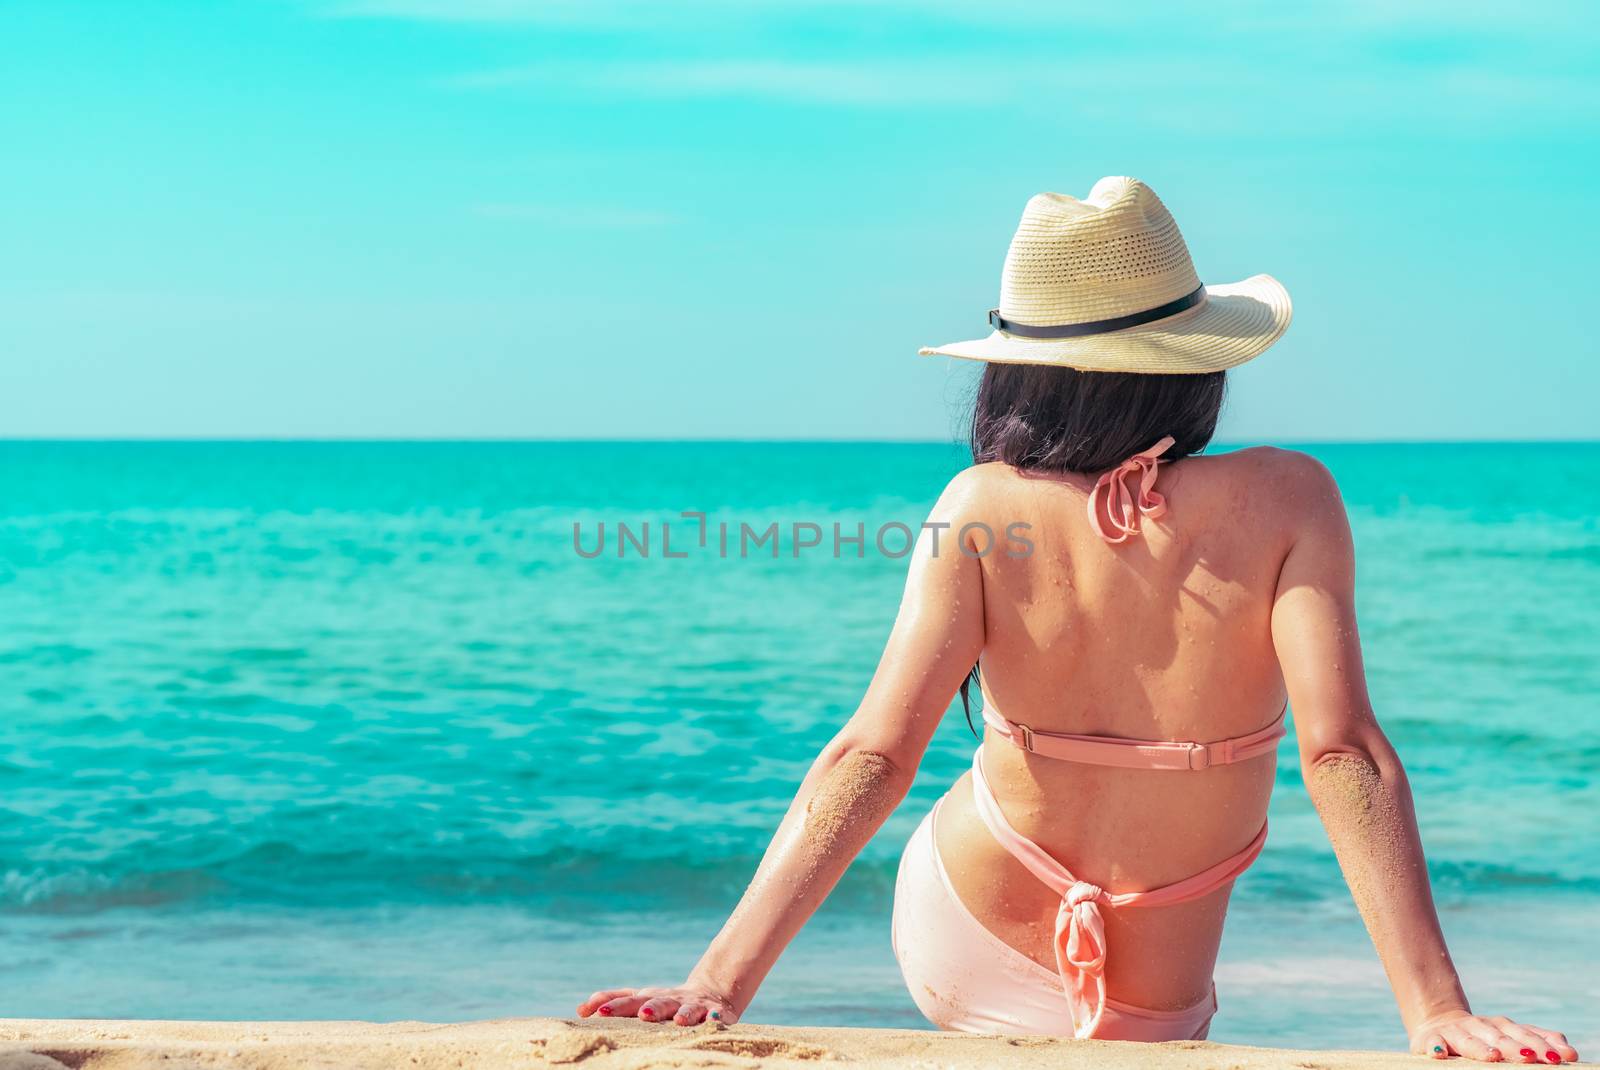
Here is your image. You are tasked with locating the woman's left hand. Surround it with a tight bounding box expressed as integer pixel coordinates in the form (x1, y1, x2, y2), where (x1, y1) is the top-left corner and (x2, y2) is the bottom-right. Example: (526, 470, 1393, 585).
(576, 983, 738, 1027)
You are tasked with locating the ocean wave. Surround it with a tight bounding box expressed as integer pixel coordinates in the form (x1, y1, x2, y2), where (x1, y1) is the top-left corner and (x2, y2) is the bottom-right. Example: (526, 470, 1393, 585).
(0, 866, 224, 913)
(4, 841, 1595, 918)
(0, 844, 896, 916)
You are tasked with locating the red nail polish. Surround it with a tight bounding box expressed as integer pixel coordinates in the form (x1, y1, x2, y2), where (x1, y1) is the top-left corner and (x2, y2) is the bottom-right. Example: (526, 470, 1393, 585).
(597, 1007, 612, 1017)
(1544, 1054, 1559, 1064)
(640, 1008, 654, 1018)
(1521, 1052, 1536, 1060)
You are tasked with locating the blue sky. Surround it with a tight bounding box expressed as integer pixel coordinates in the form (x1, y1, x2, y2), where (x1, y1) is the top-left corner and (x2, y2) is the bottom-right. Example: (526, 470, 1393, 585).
(2, 1, 1596, 440)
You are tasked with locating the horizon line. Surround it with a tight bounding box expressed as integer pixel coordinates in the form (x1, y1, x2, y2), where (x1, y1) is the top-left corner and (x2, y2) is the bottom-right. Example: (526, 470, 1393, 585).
(2, 436, 1598, 447)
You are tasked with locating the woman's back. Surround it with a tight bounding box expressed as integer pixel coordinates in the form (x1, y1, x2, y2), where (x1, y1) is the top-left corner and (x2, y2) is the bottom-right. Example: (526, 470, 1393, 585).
(933, 445, 1303, 1014)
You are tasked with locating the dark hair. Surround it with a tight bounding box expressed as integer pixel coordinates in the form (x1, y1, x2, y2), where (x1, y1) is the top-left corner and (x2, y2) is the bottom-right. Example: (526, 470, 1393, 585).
(957, 363, 1227, 729)
(970, 364, 1226, 474)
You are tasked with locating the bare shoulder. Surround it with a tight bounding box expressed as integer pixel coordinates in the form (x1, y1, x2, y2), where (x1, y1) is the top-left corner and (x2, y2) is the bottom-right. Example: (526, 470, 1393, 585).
(932, 462, 1014, 514)
(1206, 447, 1350, 544)
(1217, 445, 1338, 492)
(923, 463, 1023, 553)
(924, 464, 1001, 535)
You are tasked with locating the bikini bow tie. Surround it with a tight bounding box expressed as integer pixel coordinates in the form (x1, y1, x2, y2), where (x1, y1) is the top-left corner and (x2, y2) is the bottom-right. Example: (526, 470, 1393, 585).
(1087, 435, 1176, 544)
(1056, 880, 1111, 1037)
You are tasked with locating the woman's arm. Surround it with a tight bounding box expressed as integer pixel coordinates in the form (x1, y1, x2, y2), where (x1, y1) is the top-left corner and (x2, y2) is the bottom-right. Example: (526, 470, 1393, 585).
(1269, 453, 1577, 1064)
(577, 473, 987, 1027)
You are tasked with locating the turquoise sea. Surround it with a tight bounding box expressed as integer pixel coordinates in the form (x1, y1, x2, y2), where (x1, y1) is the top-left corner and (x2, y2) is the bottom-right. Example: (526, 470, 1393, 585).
(0, 441, 1596, 1051)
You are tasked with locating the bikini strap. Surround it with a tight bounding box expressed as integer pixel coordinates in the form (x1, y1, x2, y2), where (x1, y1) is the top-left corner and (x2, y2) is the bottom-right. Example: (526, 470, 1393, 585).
(981, 703, 1287, 770)
(1086, 435, 1176, 543)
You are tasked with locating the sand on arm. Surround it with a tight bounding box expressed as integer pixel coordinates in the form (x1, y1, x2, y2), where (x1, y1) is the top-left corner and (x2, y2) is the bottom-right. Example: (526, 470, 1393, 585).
(692, 748, 909, 1013)
(1304, 750, 1468, 1033)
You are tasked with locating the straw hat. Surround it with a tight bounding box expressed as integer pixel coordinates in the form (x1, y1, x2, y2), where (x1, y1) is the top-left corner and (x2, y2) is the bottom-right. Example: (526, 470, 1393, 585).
(919, 177, 1292, 373)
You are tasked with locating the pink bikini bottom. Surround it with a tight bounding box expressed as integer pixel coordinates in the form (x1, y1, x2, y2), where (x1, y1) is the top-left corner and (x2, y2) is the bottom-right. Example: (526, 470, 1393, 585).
(891, 800, 1217, 1041)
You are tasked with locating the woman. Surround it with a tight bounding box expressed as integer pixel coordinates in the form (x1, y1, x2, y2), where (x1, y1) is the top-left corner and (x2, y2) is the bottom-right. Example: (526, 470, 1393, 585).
(575, 177, 1578, 1061)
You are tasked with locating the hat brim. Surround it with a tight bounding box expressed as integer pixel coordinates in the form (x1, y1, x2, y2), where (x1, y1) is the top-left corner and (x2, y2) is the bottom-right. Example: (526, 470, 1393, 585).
(917, 274, 1291, 373)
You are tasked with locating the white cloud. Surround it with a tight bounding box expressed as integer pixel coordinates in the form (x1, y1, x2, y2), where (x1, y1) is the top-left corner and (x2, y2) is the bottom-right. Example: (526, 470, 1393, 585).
(434, 53, 1599, 134)
(315, 0, 1598, 125)
(317, 0, 1597, 38)
(320, 0, 869, 27)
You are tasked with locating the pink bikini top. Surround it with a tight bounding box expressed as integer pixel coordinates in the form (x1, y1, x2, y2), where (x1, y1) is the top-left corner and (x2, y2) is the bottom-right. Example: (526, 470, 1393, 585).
(970, 434, 1288, 1039)
(980, 703, 1287, 771)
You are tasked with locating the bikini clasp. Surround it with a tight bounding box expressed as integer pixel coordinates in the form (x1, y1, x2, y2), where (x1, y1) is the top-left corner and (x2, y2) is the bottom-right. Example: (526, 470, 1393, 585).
(1015, 722, 1036, 753)
(1185, 742, 1211, 771)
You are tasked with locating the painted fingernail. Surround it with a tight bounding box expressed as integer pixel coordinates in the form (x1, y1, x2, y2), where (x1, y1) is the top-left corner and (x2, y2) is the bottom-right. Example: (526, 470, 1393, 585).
(710, 1011, 721, 1020)
(1544, 1054, 1560, 1064)
(640, 1008, 654, 1018)
(597, 1007, 612, 1017)
(1433, 1047, 1445, 1056)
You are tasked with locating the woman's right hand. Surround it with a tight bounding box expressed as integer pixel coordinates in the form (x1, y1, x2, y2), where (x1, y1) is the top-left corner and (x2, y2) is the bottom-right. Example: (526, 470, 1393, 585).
(1412, 1011, 1579, 1063)
(576, 982, 739, 1027)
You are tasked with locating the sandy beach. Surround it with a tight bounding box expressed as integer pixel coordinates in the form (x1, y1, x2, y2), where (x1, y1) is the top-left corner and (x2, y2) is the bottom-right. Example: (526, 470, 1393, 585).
(0, 1016, 1450, 1070)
